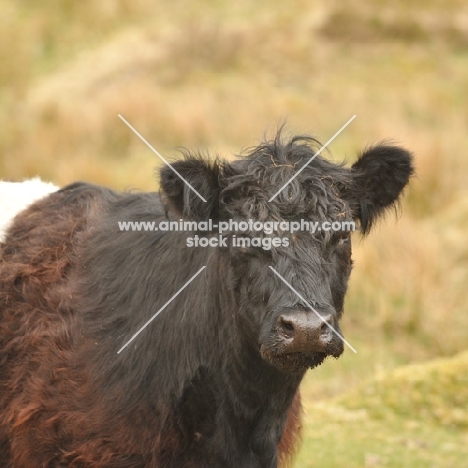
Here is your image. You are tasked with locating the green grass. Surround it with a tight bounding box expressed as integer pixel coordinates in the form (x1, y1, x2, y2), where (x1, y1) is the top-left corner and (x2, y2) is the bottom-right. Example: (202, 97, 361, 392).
(296, 351, 468, 467)
(339, 351, 468, 428)
(297, 408, 468, 468)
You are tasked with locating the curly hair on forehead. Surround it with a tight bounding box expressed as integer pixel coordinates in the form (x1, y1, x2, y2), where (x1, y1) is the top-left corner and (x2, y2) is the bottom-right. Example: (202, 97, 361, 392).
(219, 133, 353, 222)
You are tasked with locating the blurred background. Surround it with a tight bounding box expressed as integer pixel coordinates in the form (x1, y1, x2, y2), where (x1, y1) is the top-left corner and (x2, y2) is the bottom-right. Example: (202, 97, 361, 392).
(1, 0, 467, 466)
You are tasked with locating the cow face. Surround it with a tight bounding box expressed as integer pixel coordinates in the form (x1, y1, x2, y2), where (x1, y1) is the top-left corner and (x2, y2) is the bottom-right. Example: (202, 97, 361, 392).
(160, 136, 413, 374)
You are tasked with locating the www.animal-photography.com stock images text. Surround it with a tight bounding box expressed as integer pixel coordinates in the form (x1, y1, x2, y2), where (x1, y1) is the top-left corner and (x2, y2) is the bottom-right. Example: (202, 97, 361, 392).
(0, 2, 467, 468)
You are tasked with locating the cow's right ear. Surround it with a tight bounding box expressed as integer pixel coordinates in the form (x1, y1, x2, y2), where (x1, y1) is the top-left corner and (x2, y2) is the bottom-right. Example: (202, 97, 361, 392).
(159, 156, 220, 220)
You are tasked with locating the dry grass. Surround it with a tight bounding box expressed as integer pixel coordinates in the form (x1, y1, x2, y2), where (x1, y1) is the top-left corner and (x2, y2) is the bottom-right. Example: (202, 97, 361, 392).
(1, 1, 467, 464)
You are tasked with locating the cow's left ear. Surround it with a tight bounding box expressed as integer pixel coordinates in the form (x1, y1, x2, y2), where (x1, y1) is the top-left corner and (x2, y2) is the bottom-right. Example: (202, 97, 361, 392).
(159, 156, 220, 220)
(346, 144, 414, 234)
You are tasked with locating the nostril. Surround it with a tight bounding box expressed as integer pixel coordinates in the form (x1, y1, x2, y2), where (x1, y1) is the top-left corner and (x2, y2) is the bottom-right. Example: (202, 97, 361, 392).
(278, 316, 295, 339)
(320, 315, 333, 335)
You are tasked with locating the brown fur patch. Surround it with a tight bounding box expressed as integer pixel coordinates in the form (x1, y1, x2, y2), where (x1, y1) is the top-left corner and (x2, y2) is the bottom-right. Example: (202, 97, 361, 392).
(0, 188, 161, 467)
(278, 390, 303, 468)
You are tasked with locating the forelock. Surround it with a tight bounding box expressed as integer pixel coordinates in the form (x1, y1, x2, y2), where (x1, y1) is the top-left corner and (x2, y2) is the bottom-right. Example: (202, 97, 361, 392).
(219, 134, 353, 223)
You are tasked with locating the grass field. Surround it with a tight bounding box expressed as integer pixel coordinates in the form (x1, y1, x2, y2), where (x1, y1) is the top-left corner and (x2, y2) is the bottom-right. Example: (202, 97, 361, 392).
(1, 0, 467, 466)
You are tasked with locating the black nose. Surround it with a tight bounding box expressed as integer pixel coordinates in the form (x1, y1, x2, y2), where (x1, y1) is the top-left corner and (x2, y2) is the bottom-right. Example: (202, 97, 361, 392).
(277, 311, 342, 355)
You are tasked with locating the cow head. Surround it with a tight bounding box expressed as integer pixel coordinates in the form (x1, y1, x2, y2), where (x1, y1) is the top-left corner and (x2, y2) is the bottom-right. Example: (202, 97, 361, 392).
(160, 135, 413, 374)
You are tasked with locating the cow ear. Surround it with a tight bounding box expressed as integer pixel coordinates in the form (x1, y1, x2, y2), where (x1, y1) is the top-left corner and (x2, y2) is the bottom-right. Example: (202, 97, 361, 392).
(159, 156, 220, 220)
(347, 145, 414, 234)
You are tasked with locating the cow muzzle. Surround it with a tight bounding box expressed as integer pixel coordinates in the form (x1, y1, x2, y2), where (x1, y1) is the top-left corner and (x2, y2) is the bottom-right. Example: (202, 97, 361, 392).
(260, 310, 344, 373)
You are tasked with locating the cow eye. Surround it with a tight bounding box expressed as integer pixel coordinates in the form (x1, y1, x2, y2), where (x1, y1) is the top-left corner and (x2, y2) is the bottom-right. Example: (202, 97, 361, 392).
(337, 233, 351, 246)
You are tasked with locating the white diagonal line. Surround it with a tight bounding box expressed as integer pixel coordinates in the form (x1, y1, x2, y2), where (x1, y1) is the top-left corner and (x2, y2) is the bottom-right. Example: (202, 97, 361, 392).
(268, 115, 356, 202)
(268, 266, 357, 353)
(117, 266, 206, 354)
(118, 114, 207, 203)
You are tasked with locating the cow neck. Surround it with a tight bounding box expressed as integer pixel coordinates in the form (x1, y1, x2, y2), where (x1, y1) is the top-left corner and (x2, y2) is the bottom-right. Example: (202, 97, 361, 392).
(218, 327, 303, 424)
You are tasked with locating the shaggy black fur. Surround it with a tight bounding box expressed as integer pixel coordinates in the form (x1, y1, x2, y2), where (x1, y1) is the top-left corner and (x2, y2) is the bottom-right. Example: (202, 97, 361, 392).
(0, 132, 413, 468)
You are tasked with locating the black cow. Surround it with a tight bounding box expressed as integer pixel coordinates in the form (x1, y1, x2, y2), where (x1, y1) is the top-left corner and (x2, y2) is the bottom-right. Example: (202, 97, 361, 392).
(0, 133, 413, 467)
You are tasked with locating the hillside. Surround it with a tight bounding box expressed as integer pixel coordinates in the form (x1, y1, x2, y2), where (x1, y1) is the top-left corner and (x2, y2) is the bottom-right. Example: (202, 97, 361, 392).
(297, 351, 468, 467)
(1, 0, 467, 466)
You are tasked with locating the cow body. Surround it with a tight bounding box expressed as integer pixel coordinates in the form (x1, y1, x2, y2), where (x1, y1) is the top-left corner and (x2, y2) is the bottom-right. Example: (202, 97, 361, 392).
(0, 135, 413, 467)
